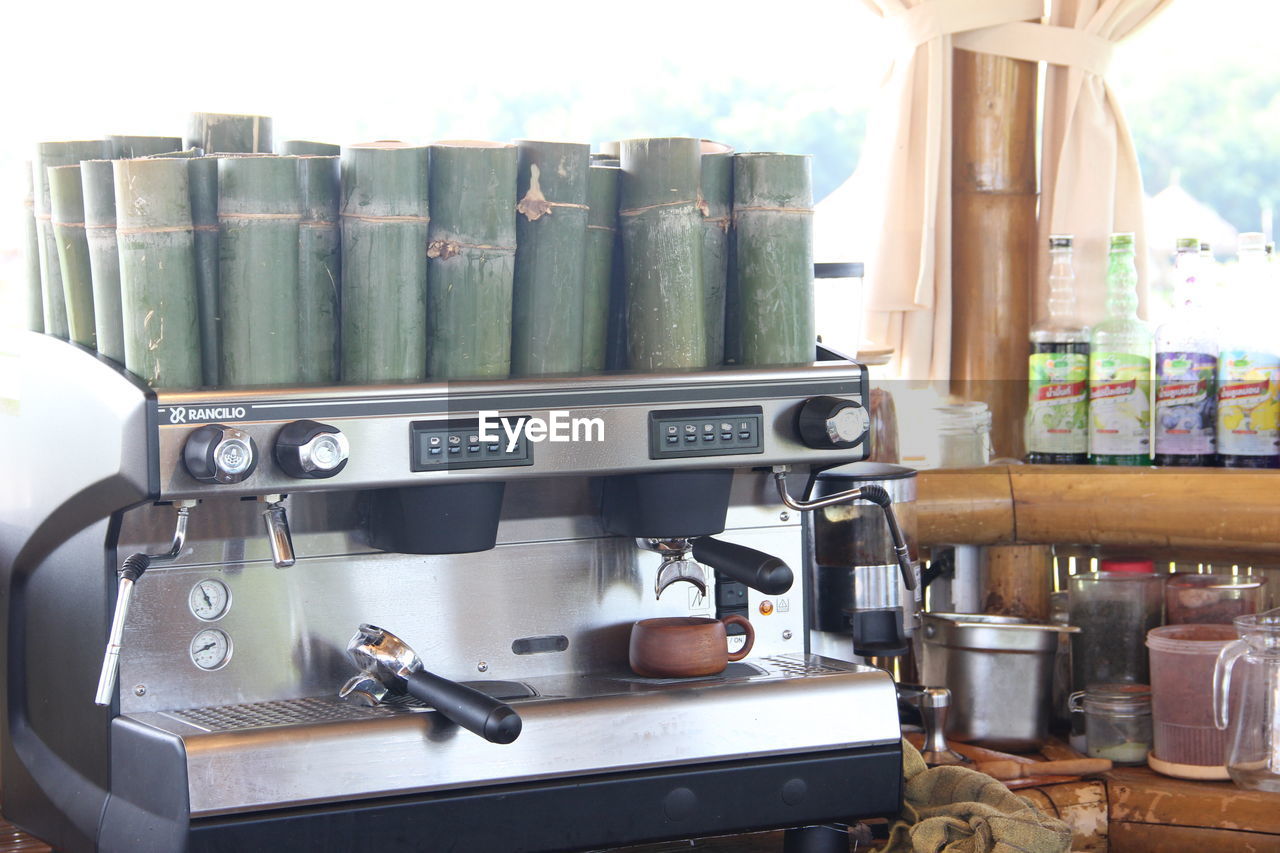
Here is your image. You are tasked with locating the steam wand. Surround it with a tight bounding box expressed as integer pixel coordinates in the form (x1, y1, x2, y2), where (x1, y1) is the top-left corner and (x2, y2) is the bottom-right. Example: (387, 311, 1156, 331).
(94, 501, 195, 706)
(771, 466, 916, 591)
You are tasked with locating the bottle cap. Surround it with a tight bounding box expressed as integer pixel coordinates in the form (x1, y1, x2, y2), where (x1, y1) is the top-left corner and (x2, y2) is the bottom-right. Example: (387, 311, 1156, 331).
(1109, 232, 1135, 249)
(1048, 234, 1073, 249)
(1175, 237, 1198, 251)
(1100, 558, 1155, 574)
(1239, 232, 1266, 253)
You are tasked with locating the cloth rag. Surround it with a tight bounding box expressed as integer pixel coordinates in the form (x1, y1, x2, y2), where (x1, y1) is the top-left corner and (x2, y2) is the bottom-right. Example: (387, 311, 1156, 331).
(883, 739, 1073, 853)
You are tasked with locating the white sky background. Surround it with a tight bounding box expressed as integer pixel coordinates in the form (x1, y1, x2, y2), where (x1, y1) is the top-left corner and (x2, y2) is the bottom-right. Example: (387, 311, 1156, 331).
(1, 0, 1278, 322)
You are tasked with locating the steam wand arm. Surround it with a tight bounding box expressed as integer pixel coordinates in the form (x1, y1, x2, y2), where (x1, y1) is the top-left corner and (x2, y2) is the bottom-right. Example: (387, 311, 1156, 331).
(771, 468, 916, 591)
(94, 502, 194, 706)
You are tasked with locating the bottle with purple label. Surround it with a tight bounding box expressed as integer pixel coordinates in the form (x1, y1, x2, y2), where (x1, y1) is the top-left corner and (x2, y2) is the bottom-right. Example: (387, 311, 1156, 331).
(1154, 238, 1217, 466)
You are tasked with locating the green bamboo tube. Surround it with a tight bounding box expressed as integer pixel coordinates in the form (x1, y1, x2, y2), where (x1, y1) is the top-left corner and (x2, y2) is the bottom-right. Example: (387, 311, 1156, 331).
(282, 140, 339, 156)
(297, 155, 341, 384)
(109, 135, 182, 159)
(732, 153, 816, 366)
(217, 156, 302, 387)
(22, 163, 43, 332)
(340, 142, 431, 383)
(34, 140, 111, 339)
(619, 137, 706, 370)
(699, 143, 733, 366)
(427, 141, 517, 379)
(113, 158, 202, 389)
(186, 157, 221, 386)
(80, 160, 125, 361)
(583, 164, 619, 371)
(48, 165, 96, 348)
(186, 112, 272, 154)
(511, 140, 590, 376)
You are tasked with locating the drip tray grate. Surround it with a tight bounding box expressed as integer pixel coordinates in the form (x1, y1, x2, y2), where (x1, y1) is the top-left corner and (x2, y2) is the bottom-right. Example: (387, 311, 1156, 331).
(165, 697, 400, 732)
(759, 656, 845, 677)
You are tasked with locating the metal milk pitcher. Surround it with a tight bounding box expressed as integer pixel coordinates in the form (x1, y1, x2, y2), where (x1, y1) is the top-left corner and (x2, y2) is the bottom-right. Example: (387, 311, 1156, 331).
(1214, 607, 1280, 791)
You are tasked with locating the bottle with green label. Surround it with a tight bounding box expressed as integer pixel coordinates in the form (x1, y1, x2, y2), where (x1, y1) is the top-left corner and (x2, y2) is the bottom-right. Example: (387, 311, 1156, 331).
(1027, 235, 1089, 464)
(1089, 233, 1151, 466)
(1216, 232, 1280, 468)
(1154, 237, 1217, 466)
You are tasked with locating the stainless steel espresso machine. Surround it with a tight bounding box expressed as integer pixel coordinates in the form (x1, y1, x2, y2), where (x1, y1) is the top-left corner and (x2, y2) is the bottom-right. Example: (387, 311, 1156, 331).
(0, 333, 905, 852)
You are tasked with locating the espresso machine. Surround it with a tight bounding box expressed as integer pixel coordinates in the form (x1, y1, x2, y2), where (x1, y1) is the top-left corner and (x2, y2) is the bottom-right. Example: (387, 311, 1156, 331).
(0, 332, 906, 852)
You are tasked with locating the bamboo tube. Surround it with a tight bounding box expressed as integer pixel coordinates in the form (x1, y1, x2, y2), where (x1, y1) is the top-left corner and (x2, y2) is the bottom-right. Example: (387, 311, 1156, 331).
(33, 140, 111, 338)
(590, 152, 619, 164)
(699, 142, 733, 366)
(22, 163, 43, 332)
(981, 544, 1052, 621)
(340, 142, 430, 383)
(732, 153, 815, 366)
(282, 140, 339, 156)
(915, 466, 1016, 546)
(108, 135, 182, 159)
(217, 156, 302, 387)
(427, 141, 517, 379)
(604, 206, 629, 370)
(113, 158, 202, 389)
(149, 148, 205, 159)
(81, 160, 126, 361)
(186, 112, 272, 154)
(187, 157, 221, 386)
(511, 140, 590, 376)
(297, 155, 341, 384)
(583, 164, 620, 371)
(48, 165, 96, 348)
(619, 137, 706, 370)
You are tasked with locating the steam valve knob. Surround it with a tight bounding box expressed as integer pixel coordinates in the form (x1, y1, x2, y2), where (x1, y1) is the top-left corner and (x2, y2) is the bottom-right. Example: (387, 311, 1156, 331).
(275, 420, 350, 479)
(184, 424, 258, 484)
(797, 396, 869, 449)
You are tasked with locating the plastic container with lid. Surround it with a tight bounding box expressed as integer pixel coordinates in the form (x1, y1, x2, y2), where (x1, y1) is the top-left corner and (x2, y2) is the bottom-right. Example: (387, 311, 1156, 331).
(1165, 573, 1266, 625)
(1069, 683, 1152, 765)
(1146, 623, 1236, 779)
(1069, 565, 1164, 690)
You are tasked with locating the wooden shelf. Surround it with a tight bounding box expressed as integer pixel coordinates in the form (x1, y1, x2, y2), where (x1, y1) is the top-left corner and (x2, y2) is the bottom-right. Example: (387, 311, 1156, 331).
(917, 465, 1280, 559)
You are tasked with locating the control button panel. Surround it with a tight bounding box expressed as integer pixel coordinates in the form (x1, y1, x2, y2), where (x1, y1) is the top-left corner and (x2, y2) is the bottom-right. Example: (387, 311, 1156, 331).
(410, 417, 534, 471)
(649, 406, 764, 459)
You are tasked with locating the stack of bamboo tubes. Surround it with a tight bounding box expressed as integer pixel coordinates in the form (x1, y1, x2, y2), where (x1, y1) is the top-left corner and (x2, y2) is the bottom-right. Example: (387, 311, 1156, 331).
(21, 118, 818, 391)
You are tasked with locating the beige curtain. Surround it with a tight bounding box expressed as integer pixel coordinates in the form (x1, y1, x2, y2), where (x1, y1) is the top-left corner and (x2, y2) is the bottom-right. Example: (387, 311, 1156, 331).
(855, 0, 1172, 380)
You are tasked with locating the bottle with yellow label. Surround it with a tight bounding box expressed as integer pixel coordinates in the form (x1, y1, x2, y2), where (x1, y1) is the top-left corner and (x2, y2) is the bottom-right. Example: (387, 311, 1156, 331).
(1217, 232, 1280, 468)
(1089, 233, 1151, 466)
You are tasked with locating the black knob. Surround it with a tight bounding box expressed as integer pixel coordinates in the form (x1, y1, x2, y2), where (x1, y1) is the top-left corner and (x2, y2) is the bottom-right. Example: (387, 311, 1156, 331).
(796, 396, 869, 449)
(184, 424, 258, 484)
(275, 420, 350, 479)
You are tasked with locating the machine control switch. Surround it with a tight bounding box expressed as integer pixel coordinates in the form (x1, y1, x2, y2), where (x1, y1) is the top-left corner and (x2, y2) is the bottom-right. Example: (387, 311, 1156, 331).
(796, 396, 870, 450)
(275, 420, 350, 479)
(184, 424, 259, 484)
(649, 406, 764, 459)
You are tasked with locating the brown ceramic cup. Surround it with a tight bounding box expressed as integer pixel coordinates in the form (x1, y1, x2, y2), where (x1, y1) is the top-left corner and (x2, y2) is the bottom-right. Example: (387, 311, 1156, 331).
(628, 615, 756, 678)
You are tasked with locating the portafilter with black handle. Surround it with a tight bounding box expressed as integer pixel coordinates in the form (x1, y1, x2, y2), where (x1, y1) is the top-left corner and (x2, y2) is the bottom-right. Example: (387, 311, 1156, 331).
(340, 624, 522, 745)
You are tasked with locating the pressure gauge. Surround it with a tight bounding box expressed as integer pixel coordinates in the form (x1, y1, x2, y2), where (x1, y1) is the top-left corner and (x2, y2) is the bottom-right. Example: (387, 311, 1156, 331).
(188, 578, 230, 621)
(190, 628, 232, 671)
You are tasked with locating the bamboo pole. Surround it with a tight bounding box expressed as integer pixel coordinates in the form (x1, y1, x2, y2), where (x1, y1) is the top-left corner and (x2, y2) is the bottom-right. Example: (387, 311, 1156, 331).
(981, 545, 1053, 621)
(108, 135, 182, 159)
(583, 164, 620, 372)
(217, 156, 302, 387)
(732, 153, 815, 366)
(340, 141, 431, 383)
(186, 113, 272, 154)
(113, 157, 202, 389)
(619, 137, 706, 370)
(511, 140, 590, 376)
(281, 140, 339, 156)
(297, 155, 341, 384)
(951, 49, 1038, 459)
(80, 160, 125, 363)
(427, 141, 517, 379)
(188, 157, 221, 386)
(33, 140, 111, 338)
(699, 142, 733, 366)
(22, 162, 43, 332)
(48, 165, 96, 349)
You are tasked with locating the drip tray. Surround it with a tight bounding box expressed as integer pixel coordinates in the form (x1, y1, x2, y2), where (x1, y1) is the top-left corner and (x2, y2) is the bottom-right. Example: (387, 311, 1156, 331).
(611, 661, 766, 685)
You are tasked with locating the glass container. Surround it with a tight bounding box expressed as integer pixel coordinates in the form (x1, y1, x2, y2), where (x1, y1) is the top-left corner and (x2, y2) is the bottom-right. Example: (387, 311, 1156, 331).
(1069, 571, 1164, 690)
(1069, 683, 1152, 765)
(1165, 573, 1266, 625)
(1214, 608, 1280, 791)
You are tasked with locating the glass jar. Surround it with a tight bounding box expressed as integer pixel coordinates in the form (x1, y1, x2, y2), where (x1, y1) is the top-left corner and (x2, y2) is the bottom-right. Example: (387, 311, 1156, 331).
(1069, 570, 1165, 690)
(1070, 683, 1152, 765)
(1165, 573, 1266, 625)
(935, 401, 992, 467)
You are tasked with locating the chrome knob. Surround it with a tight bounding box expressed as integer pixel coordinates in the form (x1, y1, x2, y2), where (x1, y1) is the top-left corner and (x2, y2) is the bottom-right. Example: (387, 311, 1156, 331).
(796, 396, 870, 449)
(275, 420, 350, 479)
(183, 424, 258, 484)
